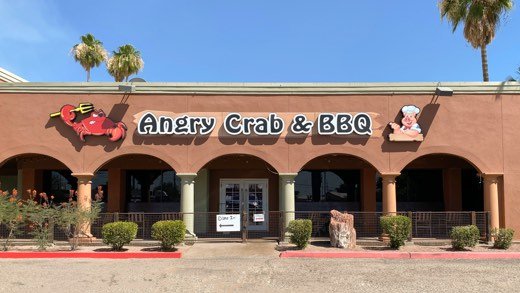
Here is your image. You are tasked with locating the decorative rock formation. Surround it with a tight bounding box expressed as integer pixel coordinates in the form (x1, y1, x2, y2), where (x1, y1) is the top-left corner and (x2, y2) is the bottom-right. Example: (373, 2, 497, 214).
(329, 210, 356, 249)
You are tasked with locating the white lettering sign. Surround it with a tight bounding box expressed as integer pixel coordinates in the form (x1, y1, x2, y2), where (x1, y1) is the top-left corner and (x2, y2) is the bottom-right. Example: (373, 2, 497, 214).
(136, 112, 373, 136)
(317, 113, 373, 135)
(216, 214, 241, 232)
(224, 113, 284, 136)
(138, 112, 216, 135)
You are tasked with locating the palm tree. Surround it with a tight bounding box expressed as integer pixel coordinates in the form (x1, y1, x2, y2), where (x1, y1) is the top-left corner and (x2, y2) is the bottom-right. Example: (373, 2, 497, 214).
(107, 45, 144, 82)
(439, 0, 513, 81)
(71, 34, 108, 82)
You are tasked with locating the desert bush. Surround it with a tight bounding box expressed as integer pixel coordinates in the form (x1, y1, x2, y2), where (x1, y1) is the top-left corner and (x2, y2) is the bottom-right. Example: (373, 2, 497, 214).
(23, 200, 57, 251)
(55, 200, 103, 250)
(0, 189, 23, 251)
(380, 215, 412, 249)
(492, 228, 515, 249)
(287, 219, 312, 249)
(151, 220, 186, 250)
(102, 221, 138, 251)
(450, 225, 480, 250)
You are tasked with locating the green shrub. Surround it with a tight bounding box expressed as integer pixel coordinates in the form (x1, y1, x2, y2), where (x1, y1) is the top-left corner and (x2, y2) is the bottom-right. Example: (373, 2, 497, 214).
(450, 225, 480, 250)
(380, 215, 411, 249)
(151, 220, 186, 250)
(102, 221, 138, 250)
(287, 219, 312, 249)
(492, 228, 515, 249)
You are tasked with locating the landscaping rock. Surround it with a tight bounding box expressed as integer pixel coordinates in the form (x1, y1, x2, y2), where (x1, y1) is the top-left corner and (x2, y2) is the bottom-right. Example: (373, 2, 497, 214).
(329, 210, 356, 249)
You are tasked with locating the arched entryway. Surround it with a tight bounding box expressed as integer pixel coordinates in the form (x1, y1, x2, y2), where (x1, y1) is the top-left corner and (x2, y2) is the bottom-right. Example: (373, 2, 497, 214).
(0, 154, 77, 240)
(398, 154, 483, 212)
(94, 154, 180, 213)
(395, 154, 488, 238)
(292, 154, 380, 238)
(0, 154, 74, 203)
(196, 154, 280, 238)
(295, 154, 379, 212)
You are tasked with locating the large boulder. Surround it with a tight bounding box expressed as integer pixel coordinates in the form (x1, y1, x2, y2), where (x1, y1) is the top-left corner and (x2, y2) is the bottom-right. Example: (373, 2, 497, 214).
(329, 210, 356, 249)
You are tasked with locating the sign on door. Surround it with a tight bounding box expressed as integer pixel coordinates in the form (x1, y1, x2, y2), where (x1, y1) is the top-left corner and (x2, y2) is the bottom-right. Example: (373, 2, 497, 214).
(216, 214, 241, 232)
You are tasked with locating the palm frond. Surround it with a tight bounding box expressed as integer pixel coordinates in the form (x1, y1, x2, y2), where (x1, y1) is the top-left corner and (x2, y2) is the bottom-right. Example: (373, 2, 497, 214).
(71, 33, 108, 80)
(106, 44, 144, 82)
(439, 0, 513, 46)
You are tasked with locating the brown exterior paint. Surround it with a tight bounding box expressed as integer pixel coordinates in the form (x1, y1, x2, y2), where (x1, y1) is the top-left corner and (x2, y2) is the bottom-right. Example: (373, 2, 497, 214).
(443, 168, 463, 211)
(0, 85, 518, 235)
(0, 92, 504, 174)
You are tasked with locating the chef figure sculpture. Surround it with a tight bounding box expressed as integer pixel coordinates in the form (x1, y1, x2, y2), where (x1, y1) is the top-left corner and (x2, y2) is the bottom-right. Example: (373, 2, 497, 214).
(389, 105, 422, 139)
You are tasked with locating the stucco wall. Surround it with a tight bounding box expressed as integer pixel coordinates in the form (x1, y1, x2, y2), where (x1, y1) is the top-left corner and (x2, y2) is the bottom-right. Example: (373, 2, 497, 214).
(0, 92, 505, 173)
(0, 84, 518, 231)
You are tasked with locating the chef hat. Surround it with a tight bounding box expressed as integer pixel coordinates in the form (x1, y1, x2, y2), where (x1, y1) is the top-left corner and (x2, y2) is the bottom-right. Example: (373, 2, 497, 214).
(401, 105, 420, 115)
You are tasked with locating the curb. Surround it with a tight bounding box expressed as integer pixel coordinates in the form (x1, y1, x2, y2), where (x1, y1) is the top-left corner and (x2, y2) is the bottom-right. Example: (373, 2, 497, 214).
(0, 252, 182, 259)
(280, 251, 410, 259)
(279, 251, 520, 259)
(410, 252, 520, 259)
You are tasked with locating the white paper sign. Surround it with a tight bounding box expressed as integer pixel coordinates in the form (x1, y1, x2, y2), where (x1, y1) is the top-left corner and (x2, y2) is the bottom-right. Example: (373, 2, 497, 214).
(216, 214, 241, 232)
(253, 213, 265, 222)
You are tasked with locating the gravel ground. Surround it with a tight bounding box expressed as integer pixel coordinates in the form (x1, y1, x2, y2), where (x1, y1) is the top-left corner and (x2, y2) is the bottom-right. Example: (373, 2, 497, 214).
(1, 242, 520, 293)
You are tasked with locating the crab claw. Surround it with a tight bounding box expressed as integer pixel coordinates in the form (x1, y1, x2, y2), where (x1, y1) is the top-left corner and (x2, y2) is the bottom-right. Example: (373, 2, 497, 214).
(60, 105, 77, 127)
(107, 122, 127, 142)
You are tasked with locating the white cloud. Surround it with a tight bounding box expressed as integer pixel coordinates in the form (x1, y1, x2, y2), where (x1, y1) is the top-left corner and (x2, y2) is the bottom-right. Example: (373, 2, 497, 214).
(0, 0, 71, 43)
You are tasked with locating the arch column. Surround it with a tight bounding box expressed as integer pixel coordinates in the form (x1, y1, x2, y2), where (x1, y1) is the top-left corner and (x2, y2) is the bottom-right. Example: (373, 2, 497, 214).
(381, 173, 400, 216)
(483, 174, 501, 232)
(178, 173, 197, 238)
(279, 173, 298, 228)
(72, 173, 94, 238)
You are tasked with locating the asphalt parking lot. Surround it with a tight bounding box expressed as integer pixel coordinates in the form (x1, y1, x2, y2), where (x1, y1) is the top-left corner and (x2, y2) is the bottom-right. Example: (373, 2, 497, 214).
(1, 242, 520, 293)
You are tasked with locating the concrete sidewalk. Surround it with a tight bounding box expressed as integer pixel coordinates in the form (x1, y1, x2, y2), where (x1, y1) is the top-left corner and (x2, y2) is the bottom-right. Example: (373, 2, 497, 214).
(182, 240, 279, 259)
(180, 240, 520, 260)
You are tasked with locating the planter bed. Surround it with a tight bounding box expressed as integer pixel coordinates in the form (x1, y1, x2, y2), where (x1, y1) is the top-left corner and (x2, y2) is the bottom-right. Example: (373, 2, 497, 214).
(278, 242, 520, 259)
(0, 245, 182, 259)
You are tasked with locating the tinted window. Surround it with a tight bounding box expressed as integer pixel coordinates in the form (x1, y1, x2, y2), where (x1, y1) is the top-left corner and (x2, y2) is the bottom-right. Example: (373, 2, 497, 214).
(295, 170, 360, 202)
(126, 170, 180, 203)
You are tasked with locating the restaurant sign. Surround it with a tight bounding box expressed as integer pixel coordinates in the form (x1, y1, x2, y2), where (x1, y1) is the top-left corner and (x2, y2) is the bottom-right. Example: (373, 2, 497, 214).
(136, 112, 373, 136)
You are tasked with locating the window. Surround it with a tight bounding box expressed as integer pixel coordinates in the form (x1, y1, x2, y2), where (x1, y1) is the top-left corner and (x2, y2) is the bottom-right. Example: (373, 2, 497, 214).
(43, 170, 78, 203)
(92, 171, 108, 203)
(461, 169, 483, 211)
(295, 170, 360, 202)
(396, 170, 443, 202)
(126, 170, 180, 203)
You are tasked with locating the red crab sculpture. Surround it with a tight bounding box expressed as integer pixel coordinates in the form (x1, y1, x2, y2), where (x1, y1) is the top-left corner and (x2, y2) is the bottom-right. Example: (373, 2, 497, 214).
(59, 104, 127, 142)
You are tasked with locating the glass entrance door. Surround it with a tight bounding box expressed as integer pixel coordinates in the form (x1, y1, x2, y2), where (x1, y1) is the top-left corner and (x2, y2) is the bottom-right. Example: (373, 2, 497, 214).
(220, 179, 268, 231)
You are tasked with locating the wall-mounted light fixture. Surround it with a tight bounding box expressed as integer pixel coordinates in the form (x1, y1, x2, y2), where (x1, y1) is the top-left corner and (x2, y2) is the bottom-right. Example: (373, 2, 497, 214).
(435, 86, 453, 96)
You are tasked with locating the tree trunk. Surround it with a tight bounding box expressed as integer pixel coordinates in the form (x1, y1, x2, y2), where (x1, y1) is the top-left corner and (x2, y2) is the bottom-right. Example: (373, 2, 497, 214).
(481, 45, 489, 82)
(87, 69, 91, 82)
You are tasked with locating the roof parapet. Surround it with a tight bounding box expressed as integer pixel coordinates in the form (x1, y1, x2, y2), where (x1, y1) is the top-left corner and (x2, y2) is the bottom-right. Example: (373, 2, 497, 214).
(0, 81, 518, 95)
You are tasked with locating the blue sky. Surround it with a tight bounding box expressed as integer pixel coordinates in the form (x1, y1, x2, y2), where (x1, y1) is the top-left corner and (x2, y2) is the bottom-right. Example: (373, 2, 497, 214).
(0, 0, 518, 82)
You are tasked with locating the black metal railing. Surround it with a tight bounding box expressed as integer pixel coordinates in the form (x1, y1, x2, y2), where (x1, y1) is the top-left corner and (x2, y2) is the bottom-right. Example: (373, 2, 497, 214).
(294, 211, 489, 240)
(0, 211, 490, 243)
